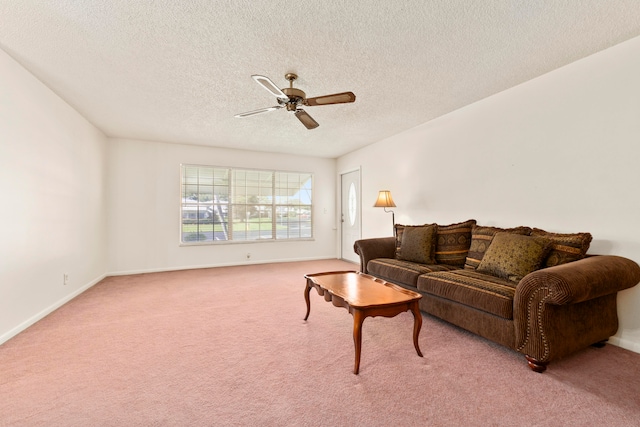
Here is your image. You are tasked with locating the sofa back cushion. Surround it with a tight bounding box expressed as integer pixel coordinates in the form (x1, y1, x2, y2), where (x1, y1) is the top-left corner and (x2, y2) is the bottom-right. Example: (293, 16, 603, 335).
(464, 225, 532, 270)
(435, 219, 477, 267)
(530, 228, 592, 267)
(396, 224, 437, 264)
(476, 233, 551, 282)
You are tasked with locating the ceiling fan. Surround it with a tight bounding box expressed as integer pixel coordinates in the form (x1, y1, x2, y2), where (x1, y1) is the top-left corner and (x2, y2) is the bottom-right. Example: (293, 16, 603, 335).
(234, 73, 356, 130)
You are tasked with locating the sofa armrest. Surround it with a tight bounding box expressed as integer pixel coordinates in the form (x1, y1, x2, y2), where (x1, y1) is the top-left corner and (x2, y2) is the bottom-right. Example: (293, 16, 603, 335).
(353, 237, 396, 273)
(514, 255, 640, 362)
(516, 255, 640, 306)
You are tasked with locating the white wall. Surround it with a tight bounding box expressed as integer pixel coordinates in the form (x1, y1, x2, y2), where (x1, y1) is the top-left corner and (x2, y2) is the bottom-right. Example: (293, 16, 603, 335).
(0, 45, 338, 343)
(107, 138, 337, 274)
(0, 49, 108, 343)
(338, 35, 640, 352)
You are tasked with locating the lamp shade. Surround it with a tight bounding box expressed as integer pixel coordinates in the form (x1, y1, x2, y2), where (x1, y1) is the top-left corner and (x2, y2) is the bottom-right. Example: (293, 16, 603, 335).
(373, 190, 396, 208)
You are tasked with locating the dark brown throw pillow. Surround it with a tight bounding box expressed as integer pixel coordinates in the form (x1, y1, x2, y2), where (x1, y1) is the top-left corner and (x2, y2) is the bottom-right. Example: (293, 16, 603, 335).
(435, 219, 477, 267)
(477, 233, 551, 282)
(464, 225, 532, 270)
(396, 224, 437, 264)
(395, 223, 431, 258)
(530, 228, 592, 267)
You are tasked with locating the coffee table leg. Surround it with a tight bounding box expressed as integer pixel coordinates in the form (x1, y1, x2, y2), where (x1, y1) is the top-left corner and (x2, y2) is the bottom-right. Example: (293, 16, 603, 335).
(353, 310, 365, 374)
(411, 302, 423, 357)
(304, 282, 311, 321)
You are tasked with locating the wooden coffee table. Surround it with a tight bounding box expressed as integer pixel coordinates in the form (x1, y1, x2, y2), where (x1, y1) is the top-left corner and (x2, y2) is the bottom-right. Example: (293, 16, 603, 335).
(304, 271, 423, 374)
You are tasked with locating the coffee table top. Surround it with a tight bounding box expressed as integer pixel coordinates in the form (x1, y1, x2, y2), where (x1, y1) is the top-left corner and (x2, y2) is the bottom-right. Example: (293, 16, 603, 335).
(304, 271, 421, 308)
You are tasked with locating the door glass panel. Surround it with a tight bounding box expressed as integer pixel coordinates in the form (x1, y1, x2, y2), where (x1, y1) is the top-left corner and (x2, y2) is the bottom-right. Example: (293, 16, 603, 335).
(348, 182, 357, 226)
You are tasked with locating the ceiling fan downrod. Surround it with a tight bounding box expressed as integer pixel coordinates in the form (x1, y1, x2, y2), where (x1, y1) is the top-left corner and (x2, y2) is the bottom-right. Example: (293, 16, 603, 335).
(281, 73, 306, 111)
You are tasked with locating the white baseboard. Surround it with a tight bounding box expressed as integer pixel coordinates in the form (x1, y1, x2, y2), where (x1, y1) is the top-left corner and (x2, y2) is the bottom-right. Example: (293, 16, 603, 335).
(608, 336, 640, 354)
(0, 273, 106, 345)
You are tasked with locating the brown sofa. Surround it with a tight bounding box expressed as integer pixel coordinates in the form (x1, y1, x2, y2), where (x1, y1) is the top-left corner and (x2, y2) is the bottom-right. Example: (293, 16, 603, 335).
(353, 220, 640, 372)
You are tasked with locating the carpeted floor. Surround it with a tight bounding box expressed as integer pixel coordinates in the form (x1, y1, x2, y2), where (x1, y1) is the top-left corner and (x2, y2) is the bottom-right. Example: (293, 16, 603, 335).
(1, 259, 640, 426)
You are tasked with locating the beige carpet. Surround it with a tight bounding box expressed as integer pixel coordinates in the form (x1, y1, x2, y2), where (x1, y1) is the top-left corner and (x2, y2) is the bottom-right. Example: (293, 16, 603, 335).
(1, 259, 640, 426)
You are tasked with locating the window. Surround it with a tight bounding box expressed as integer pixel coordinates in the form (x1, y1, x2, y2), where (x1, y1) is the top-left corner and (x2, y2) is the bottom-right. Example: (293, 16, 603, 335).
(180, 165, 313, 243)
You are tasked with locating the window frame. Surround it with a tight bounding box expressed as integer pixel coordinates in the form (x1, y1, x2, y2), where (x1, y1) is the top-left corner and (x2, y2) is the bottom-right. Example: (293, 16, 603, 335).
(179, 164, 314, 245)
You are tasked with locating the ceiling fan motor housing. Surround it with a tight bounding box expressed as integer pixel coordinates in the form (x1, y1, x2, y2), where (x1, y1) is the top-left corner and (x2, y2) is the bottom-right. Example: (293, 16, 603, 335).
(280, 87, 306, 111)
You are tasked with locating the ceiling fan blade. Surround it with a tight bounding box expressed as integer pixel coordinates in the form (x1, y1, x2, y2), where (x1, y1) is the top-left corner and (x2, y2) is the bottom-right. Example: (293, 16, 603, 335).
(251, 75, 289, 100)
(294, 109, 319, 130)
(234, 106, 282, 118)
(306, 91, 356, 106)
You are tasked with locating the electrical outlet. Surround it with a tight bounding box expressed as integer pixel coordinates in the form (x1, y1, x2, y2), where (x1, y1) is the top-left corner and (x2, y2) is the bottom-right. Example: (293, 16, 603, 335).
(63, 273, 69, 285)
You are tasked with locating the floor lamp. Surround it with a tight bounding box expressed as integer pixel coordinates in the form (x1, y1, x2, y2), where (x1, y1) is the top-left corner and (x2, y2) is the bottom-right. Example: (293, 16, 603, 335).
(374, 190, 396, 235)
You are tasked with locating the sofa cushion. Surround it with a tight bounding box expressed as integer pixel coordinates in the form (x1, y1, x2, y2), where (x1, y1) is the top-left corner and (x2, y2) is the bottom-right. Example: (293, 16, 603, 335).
(435, 219, 477, 267)
(464, 225, 532, 270)
(367, 258, 459, 288)
(530, 228, 592, 268)
(477, 233, 551, 282)
(394, 224, 437, 264)
(417, 270, 517, 319)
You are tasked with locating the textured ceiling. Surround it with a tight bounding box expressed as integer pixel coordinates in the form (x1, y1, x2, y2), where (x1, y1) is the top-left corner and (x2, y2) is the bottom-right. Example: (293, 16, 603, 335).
(2, 1, 640, 158)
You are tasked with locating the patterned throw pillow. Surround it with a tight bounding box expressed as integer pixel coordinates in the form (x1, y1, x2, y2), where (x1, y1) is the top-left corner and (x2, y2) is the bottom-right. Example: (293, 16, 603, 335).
(395, 224, 431, 258)
(464, 225, 532, 270)
(435, 219, 477, 267)
(477, 233, 551, 282)
(530, 228, 592, 267)
(396, 224, 438, 264)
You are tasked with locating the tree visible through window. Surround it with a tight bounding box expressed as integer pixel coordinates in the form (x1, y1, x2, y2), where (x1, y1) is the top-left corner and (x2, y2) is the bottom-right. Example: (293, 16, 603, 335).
(181, 165, 313, 243)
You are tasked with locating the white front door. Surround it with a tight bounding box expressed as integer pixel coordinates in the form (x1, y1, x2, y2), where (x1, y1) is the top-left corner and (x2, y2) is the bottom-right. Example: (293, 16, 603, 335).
(340, 169, 361, 263)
